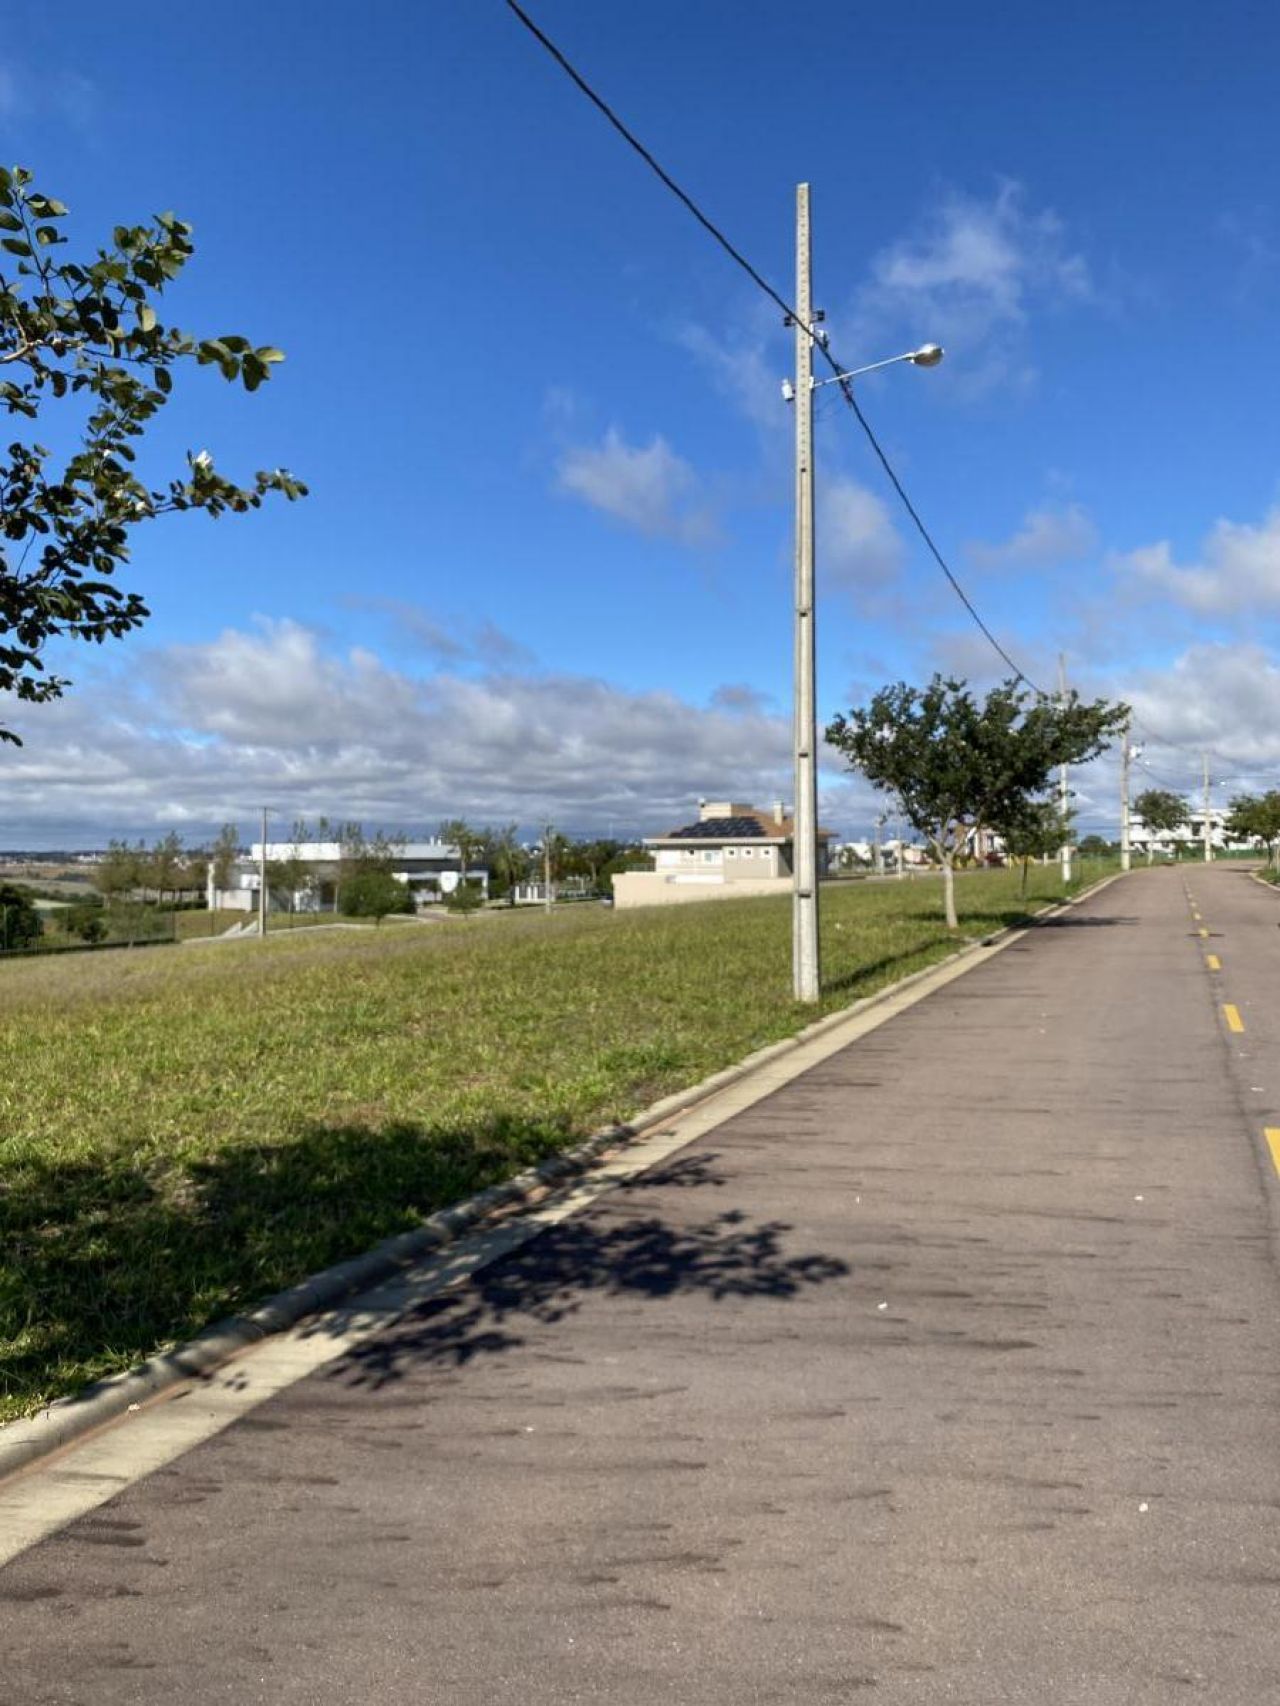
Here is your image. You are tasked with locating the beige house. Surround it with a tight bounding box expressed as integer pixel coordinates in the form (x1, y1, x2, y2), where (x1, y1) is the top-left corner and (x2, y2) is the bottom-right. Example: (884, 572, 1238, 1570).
(612, 800, 834, 910)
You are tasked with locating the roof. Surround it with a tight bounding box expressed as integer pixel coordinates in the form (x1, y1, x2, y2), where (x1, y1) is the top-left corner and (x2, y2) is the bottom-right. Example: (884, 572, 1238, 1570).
(647, 811, 834, 845)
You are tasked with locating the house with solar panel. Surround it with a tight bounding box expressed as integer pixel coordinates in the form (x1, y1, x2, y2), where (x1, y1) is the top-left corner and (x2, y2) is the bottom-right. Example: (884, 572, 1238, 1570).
(611, 800, 834, 909)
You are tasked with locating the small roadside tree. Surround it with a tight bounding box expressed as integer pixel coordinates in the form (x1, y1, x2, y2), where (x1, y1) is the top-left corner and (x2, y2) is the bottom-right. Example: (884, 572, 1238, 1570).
(826, 675, 1127, 929)
(995, 796, 1073, 899)
(339, 869, 412, 924)
(1133, 788, 1189, 863)
(209, 822, 240, 909)
(1225, 791, 1280, 867)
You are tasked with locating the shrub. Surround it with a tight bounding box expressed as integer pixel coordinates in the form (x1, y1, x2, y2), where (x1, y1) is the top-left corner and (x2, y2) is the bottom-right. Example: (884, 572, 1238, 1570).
(339, 871, 413, 922)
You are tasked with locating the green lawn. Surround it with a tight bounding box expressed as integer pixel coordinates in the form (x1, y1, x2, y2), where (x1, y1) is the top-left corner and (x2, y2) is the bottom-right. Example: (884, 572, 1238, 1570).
(0, 859, 1117, 1421)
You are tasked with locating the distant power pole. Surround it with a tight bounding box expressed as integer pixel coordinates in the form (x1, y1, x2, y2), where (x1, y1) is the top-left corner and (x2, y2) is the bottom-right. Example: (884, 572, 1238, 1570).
(1119, 715, 1132, 873)
(259, 807, 268, 938)
(873, 813, 884, 877)
(1058, 654, 1072, 885)
(544, 825, 553, 914)
(1203, 753, 1213, 863)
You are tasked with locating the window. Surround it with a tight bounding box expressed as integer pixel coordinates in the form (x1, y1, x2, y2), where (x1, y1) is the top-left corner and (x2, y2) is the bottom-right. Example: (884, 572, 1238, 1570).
(703, 850, 716, 863)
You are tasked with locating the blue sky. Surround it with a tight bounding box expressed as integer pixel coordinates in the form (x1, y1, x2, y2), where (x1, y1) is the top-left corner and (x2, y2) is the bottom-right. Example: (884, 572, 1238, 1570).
(3, 0, 1280, 844)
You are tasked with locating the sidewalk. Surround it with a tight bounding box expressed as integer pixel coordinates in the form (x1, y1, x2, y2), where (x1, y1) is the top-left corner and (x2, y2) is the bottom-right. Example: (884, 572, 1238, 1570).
(7, 868, 1280, 1703)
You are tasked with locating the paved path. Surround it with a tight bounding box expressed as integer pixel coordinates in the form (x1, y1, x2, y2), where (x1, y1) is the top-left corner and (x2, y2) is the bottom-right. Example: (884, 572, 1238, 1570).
(7, 867, 1280, 1703)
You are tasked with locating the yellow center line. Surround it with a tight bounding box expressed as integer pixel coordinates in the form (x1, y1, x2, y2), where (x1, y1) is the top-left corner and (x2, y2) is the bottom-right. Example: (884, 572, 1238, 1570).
(1206, 953, 1222, 971)
(1192, 911, 1202, 921)
(1223, 1003, 1245, 1034)
(1266, 1130, 1280, 1177)
(1198, 927, 1209, 938)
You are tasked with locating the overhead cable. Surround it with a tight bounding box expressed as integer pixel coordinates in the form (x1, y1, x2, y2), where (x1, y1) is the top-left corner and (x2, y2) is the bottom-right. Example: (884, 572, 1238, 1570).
(504, 0, 1043, 694)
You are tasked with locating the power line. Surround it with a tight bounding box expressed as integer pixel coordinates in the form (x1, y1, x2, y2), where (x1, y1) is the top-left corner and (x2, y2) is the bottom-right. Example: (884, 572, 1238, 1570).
(504, 0, 1043, 694)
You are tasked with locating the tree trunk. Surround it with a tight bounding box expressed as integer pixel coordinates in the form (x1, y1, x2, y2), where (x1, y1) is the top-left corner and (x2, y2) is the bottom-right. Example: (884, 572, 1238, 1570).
(942, 855, 958, 930)
(1020, 857, 1029, 899)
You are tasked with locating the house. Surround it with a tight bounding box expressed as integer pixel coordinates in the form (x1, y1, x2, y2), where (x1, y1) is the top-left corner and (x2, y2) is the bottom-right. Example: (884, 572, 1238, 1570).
(209, 840, 489, 913)
(611, 800, 834, 910)
(1131, 808, 1253, 860)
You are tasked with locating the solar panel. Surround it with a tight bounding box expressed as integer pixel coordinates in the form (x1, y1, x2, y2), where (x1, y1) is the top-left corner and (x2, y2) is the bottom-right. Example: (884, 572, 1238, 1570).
(665, 817, 770, 839)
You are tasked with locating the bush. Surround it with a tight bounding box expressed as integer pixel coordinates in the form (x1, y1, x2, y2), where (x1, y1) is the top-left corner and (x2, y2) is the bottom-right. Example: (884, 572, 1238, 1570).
(339, 871, 413, 922)
(0, 884, 41, 950)
(63, 901, 108, 943)
(443, 879, 484, 916)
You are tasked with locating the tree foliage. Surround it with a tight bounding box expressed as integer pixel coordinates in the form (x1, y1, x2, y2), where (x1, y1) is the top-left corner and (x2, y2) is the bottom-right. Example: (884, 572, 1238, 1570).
(826, 675, 1127, 927)
(1225, 791, 1280, 865)
(0, 881, 41, 948)
(339, 869, 413, 923)
(1132, 788, 1189, 862)
(0, 166, 306, 742)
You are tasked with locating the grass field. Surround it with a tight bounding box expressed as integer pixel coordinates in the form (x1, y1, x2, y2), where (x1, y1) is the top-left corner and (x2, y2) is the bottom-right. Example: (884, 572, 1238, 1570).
(0, 859, 1117, 1421)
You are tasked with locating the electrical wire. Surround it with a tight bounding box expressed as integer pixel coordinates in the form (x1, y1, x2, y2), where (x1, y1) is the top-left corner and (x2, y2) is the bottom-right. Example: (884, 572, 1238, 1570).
(504, 0, 1043, 693)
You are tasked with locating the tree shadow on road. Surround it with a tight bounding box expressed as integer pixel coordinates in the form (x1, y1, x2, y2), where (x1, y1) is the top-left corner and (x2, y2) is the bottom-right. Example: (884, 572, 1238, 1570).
(318, 1150, 850, 1394)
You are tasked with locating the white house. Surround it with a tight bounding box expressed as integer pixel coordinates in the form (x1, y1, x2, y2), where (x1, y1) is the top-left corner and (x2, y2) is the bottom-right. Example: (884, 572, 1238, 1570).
(1131, 808, 1252, 859)
(611, 800, 834, 910)
(210, 840, 489, 913)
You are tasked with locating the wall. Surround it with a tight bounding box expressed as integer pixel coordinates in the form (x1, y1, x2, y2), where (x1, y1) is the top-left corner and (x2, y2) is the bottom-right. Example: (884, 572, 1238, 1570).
(611, 872, 791, 910)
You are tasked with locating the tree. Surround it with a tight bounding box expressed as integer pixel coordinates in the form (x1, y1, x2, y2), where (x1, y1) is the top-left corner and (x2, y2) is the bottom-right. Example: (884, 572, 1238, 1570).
(148, 831, 183, 903)
(339, 869, 412, 924)
(209, 823, 240, 908)
(93, 838, 140, 902)
(438, 818, 484, 899)
(1077, 834, 1113, 859)
(1225, 791, 1280, 867)
(0, 167, 306, 744)
(482, 823, 528, 905)
(1133, 789, 1189, 864)
(0, 882, 40, 949)
(996, 796, 1072, 898)
(443, 879, 485, 916)
(826, 675, 1127, 929)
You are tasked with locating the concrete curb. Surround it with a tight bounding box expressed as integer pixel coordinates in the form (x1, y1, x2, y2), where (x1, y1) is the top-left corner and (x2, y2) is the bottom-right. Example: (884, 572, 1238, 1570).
(0, 867, 1124, 1483)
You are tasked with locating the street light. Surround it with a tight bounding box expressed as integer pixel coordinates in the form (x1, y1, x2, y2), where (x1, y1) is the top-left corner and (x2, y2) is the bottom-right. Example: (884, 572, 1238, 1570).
(787, 184, 943, 1003)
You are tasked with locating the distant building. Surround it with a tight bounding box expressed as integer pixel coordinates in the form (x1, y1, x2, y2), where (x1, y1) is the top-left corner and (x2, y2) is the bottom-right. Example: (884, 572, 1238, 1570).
(611, 800, 834, 910)
(1131, 808, 1253, 859)
(210, 840, 489, 913)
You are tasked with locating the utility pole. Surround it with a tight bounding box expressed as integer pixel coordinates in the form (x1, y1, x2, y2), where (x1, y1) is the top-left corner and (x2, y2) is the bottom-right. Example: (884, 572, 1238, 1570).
(543, 824, 554, 914)
(1119, 715, 1132, 873)
(895, 810, 906, 880)
(1058, 654, 1072, 885)
(873, 813, 884, 877)
(791, 182, 820, 1003)
(258, 806, 268, 939)
(1203, 753, 1213, 863)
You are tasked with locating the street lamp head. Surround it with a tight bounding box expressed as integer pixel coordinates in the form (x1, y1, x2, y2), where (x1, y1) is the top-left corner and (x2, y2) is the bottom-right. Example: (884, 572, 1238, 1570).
(909, 343, 944, 368)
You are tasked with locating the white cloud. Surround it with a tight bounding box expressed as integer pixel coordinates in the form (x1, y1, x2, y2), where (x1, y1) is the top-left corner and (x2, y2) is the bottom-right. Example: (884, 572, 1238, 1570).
(968, 503, 1097, 570)
(0, 620, 797, 843)
(555, 428, 718, 545)
(677, 321, 781, 431)
(850, 182, 1092, 393)
(819, 476, 904, 605)
(1112, 507, 1280, 616)
(1123, 643, 1280, 770)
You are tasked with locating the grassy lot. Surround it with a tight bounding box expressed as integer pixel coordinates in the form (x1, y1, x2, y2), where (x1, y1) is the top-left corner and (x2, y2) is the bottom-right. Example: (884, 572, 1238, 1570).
(1, 859, 1117, 1421)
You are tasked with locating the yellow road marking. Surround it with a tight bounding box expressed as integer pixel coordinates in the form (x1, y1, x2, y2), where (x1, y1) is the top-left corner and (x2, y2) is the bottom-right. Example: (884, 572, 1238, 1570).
(1223, 1004, 1245, 1034)
(1267, 1130, 1280, 1177)
(1206, 954, 1221, 971)
(1198, 927, 1209, 938)
(1192, 910, 1202, 921)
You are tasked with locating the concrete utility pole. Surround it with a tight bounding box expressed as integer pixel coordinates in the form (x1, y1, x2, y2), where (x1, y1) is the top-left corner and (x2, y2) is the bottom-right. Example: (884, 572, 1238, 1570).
(1203, 753, 1213, 862)
(258, 806, 268, 939)
(543, 825, 554, 914)
(791, 182, 820, 1003)
(1058, 655, 1072, 885)
(895, 811, 906, 880)
(1119, 716, 1132, 873)
(873, 813, 884, 877)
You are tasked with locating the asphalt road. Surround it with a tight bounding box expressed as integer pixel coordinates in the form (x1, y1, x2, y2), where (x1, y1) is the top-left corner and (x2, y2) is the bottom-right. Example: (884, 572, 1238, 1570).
(7, 865, 1280, 1703)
